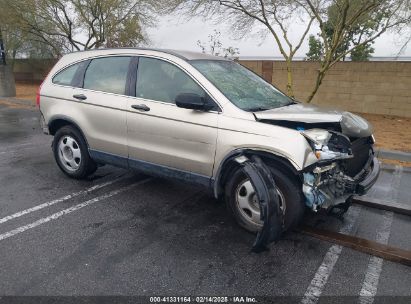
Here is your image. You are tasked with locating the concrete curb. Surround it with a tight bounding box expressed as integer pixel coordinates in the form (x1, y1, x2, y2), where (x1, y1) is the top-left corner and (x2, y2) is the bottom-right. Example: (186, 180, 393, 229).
(376, 148, 411, 162)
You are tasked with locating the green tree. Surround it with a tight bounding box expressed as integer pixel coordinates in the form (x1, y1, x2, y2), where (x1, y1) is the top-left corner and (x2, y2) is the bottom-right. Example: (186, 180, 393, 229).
(306, 0, 379, 62)
(306, 35, 323, 61)
(306, 34, 374, 62)
(350, 44, 374, 61)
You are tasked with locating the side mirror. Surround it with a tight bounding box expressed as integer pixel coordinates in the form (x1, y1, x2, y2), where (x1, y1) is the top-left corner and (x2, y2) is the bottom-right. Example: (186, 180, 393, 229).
(175, 93, 213, 111)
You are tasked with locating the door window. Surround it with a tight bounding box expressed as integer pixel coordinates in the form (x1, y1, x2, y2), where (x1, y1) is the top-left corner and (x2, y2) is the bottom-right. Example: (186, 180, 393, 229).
(84, 56, 131, 95)
(136, 57, 205, 104)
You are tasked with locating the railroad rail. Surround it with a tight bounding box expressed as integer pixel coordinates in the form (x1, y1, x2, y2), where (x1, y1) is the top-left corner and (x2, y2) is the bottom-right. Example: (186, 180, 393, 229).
(299, 196, 411, 267)
(352, 196, 411, 216)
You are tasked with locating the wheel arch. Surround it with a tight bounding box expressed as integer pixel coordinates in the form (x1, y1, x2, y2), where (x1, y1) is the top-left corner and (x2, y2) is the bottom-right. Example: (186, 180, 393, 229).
(213, 149, 302, 199)
(48, 116, 90, 148)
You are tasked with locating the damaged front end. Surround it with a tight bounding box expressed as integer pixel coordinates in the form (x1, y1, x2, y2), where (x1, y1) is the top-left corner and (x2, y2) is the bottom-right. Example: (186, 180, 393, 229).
(300, 128, 379, 213)
(254, 106, 380, 214)
(302, 163, 356, 212)
(232, 107, 380, 251)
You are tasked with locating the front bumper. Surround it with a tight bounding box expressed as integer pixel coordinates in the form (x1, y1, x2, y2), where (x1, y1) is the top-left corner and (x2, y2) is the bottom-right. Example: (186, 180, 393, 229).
(302, 155, 380, 211)
(356, 157, 380, 195)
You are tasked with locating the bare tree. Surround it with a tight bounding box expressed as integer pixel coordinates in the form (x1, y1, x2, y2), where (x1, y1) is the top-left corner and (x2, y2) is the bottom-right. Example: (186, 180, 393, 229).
(174, 0, 411, 102)
(0, 0, 161, 57)
(303, 0, 411, 102)
(197, 29, 240, 58)
(174, 0, 316, 97)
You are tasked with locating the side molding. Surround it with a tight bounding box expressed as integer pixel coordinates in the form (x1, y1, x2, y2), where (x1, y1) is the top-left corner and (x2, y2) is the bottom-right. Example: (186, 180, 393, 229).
(89, 149, 128, 169)
(89, 149, 213, 188)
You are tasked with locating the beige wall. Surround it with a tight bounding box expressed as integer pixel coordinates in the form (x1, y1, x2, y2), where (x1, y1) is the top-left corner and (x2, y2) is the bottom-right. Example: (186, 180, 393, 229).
(240, 60, 411, 118)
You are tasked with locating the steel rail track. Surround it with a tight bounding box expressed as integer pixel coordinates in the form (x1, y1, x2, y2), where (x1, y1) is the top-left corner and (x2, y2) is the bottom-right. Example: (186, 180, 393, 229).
(299, 197, 411, 266)
(352, 196, 411, 216)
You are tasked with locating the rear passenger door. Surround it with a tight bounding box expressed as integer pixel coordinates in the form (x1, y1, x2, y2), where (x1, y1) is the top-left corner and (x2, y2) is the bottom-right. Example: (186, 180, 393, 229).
(72, 56, 132, 165)
(126, 57, 219, 184)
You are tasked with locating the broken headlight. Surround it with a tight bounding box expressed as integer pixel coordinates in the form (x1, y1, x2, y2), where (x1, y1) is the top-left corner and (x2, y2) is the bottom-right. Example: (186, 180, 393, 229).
(302, 129, 352, 161)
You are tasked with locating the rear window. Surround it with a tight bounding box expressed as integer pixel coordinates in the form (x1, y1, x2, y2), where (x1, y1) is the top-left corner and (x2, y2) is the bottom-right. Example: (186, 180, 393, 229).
(83, 56, 131, 95)
(52, 62, 83, 86)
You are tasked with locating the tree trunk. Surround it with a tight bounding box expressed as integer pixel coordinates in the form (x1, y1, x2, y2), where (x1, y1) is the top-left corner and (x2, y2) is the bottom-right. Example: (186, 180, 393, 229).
(285, 59, 294, 98)
(0, 27, 6, 65)
(10, 50, 17, 70)
(306, 68, 326, 103)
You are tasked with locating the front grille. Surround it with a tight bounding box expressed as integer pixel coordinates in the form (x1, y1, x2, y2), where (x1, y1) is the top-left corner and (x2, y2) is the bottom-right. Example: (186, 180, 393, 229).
(345, 136, 373, 177)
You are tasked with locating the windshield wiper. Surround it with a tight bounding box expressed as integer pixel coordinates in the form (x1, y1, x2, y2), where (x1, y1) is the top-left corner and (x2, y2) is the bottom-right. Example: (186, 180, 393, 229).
(284, 101, 296, 106)
(247, 107, 270, 112)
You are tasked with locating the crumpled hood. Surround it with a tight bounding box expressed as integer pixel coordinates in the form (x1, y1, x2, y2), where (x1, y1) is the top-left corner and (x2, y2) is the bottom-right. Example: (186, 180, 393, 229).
(254, 103, 373, 138)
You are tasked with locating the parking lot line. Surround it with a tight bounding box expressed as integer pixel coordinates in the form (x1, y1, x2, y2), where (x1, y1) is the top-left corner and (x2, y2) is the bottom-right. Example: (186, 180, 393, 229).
(0, 174, 128, 225)
(0, 142, 34, 150)
(0, 177, 152, 242)
(0, 142, 48, 155)
(358, 165, 401, 304)
(300, 206, 361, 304)
(0, 146, 37, 155)
(359, 211, 394, 304)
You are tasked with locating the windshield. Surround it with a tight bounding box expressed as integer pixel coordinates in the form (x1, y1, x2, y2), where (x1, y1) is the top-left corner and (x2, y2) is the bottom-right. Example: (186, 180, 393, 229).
(190, 60, 294, 111)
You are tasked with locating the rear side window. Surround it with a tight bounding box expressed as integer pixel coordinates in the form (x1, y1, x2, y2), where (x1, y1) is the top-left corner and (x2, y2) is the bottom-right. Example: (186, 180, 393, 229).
(83, 56, 131, 95)
(53, 63, 82, 86)
(136, 57, 205, 104)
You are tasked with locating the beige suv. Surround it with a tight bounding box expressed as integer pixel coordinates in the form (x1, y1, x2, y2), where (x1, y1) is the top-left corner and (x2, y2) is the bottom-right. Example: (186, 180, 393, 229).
(39, 48, 379, 243)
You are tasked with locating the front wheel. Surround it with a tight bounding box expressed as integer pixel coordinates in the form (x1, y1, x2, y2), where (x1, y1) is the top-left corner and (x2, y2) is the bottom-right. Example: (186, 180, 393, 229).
(225, 166, 305, 233)
(52, 125, 97, 179)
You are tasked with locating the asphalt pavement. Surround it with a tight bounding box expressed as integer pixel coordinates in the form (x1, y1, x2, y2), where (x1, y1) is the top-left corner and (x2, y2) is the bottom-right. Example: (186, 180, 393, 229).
(0, 103, 410, 303)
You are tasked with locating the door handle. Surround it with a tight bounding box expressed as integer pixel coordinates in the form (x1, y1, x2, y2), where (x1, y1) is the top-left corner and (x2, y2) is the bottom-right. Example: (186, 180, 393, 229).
(131, 104, 150, 112)
(73, 94, 87, 100)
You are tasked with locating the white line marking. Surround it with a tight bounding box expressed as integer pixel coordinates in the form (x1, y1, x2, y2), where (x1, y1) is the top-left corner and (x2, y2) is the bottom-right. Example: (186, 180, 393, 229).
(0, 142, 47, 154)
(0, 175, 127, 225)
(0, 178, 152, 242)
(0, 142, 33, 150)
(301, 206, 361, 304)
(0, 145, 46, 155)
(359, 165, 401, 304)
(359, 212, 394, 304)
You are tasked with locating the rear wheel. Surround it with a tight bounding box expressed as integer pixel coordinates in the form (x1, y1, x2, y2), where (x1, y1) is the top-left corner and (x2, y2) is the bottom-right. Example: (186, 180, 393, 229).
(225, 166, 305, 233)
(53, 126, 97, 179)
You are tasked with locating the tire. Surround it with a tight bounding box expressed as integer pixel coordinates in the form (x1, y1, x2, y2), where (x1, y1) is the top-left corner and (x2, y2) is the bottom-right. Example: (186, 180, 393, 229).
(225, 165, 305, 233)
(52, 125, 97, 179)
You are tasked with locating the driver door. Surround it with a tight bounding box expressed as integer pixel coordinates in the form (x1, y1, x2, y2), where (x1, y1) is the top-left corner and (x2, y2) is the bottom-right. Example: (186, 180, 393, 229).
(126, 57, 219, 185)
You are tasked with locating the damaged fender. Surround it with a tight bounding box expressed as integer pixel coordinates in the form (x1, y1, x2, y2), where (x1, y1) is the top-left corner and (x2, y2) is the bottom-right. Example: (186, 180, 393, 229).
(235, 155, 283, 252)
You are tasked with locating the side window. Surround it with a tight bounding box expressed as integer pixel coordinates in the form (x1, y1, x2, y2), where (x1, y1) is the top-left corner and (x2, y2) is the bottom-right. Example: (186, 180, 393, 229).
(136, 57, 205, 104)
(84, 56, 131, 95)
(53, 62, 83, 86)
